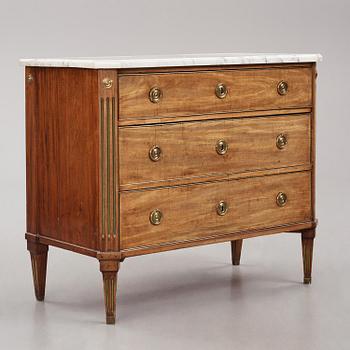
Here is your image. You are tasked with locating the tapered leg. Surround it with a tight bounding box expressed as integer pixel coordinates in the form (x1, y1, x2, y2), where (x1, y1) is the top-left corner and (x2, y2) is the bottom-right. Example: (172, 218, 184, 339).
(27, 240, 49, 301)
(99, 258, 120, 324)
(231, 239, 243, 265)
(301, 229, 315, 284)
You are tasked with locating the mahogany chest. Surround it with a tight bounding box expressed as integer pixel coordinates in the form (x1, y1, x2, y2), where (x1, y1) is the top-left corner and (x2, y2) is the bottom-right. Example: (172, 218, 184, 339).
(22, 53, 321, 324)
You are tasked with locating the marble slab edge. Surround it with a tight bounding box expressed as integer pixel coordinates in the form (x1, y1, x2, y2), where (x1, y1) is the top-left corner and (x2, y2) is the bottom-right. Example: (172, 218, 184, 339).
(20, 53, 322, 69)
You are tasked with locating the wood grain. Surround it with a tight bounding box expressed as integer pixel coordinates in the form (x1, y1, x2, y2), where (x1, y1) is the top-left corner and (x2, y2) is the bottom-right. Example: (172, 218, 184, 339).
(119, 114, 310, 188)
(119, 67, 312, 119)
(120, 171, 312, 249)
(25, 68, 101, 250)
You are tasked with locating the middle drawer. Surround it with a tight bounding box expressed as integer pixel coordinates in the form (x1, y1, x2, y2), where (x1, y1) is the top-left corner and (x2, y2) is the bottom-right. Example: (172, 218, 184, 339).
(119, 114, 310, 188)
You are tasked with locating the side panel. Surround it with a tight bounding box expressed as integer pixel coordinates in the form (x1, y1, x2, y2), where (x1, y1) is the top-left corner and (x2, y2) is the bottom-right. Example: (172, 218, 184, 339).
(25, 67, 100, 250)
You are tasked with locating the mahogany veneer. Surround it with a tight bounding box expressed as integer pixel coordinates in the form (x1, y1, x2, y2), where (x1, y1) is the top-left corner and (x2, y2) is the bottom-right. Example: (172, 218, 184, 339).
(24, 62, 318, 324)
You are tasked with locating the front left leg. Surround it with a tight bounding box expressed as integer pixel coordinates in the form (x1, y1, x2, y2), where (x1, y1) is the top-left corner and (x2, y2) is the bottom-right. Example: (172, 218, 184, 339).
(98, 256, 120, 324)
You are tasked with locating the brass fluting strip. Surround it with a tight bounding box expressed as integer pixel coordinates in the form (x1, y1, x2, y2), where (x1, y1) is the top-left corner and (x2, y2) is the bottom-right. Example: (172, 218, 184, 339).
(106, 97, 111, 239)
(100, 98, 105, 240)
(112, 97, 116, 239)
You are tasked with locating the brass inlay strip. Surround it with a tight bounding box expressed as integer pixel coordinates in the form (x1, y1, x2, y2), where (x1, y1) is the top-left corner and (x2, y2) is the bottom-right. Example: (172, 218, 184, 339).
(100, 95, 117, 242)
(100, 98, 105, 240)
(106, 97, 111, 239)
(118, 64, 313, 77)
(112, 97, 117, 239)
(121, 220, 317, 254)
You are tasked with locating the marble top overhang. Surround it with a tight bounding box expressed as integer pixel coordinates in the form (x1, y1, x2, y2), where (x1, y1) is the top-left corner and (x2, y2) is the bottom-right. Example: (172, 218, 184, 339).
(20, 53, 322, 69)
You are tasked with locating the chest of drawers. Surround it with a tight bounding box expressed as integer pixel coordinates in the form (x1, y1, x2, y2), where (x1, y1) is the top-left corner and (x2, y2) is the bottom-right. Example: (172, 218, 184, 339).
(22, 53, 321, 324)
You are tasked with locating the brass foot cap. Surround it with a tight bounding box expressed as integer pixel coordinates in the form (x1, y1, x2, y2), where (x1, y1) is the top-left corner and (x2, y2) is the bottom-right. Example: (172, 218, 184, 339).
(106, 316, 116, 324)
(304, 277, 312, 284)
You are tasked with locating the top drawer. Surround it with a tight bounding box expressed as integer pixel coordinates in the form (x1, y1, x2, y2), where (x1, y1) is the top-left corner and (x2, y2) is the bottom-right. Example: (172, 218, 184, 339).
(119, 67, 312, 120)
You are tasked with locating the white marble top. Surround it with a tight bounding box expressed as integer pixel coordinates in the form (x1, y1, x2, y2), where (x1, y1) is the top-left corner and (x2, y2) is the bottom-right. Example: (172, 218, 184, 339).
(20, 53, 322, 69)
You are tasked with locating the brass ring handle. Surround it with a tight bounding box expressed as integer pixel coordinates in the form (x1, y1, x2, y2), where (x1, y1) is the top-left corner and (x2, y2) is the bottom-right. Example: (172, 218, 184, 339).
(217, 200, 228, 216)
(276, 192, 288, 207)
(276, 134, 287, 149)
(149, 145, 162, 161)
(215, 83, 228, 99)
(150, 209, 162, 225)
(277, 81, 288, 95)
(216, 140, 228, 155)
(149, 87, 163, 103)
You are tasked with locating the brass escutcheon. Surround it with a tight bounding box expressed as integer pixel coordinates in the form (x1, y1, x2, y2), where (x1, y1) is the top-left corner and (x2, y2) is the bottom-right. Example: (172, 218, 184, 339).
(149, 145, 162, 161)
(215, 83, 228, 99)
(277, 81, 288, 95)
(276, 192, 288, 207)
(150, 209, 162, 225)
(103, 78, 113, 89)
(216, 139, 228, 155)
(149, 87, 162, 103)
(217, 200, 228, 216)
(276, 134, 288, 149)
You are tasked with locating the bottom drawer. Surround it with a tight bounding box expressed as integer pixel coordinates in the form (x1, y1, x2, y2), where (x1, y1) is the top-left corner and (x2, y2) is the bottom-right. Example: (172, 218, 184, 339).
(120, 171, 312, 249)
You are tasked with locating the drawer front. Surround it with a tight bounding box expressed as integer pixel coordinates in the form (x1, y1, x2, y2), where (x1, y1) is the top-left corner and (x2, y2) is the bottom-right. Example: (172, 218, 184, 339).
(120, 171, 312, 249)
(119, 114, 310, 187)
(119, 67, 312, 119)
